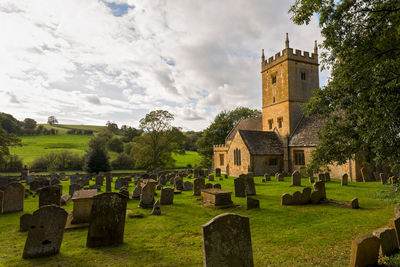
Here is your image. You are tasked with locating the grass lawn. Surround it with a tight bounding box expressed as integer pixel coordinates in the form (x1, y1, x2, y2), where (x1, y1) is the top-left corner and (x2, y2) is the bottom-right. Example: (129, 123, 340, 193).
(0, 176, 395, 266)
(7, 134, 201, 169)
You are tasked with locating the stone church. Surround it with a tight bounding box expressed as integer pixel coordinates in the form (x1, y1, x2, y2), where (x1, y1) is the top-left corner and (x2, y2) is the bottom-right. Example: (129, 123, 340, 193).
(213, 34, 362, 180)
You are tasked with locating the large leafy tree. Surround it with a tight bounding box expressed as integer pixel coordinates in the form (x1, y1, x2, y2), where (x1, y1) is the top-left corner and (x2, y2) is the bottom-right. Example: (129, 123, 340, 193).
(289, 0, 400, 172)
(0, 125, 21, 168)
(84, 136, 111, 173)
(197, 107, 261, 167)
(130, 110, 185, 169)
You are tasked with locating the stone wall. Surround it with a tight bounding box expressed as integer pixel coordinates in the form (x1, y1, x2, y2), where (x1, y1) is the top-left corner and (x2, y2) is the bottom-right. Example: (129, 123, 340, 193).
(227, 132, 251, 177)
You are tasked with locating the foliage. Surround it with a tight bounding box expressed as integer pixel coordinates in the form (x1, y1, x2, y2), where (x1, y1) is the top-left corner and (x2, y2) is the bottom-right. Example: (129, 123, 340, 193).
(95, 129, 114, 142)
(0, 154, 23, 172)
(107, 136, 124, 153)
(130, 110, 185, 169)
(0, 112, 23, 135)
(183, 131, 202, 151)
(106, 121, 119, 134)
(0, 124, 21, 168)
(84, 136, 111, 173)
(66, 129, 93, 135)
(289, 0, 400, 173)
(47, 116, 58, 125)
(30, 151, 83, 172)
(120, 125, 143, 142)
(197, 107, 262, 167)
(123, 142, 135, 154)
(111, 152, 134, 170)
(23, 118, 37, 131)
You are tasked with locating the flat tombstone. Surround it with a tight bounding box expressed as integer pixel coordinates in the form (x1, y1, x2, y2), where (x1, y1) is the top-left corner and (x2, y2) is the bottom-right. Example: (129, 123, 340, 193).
(342, 174, 348, 186)
(202, 213, 253, 267)
(234, 178, 246, 197)
(139, 183, 155, 209)
(350, 234, 380, 267)
(291, 171, 301, 186)
(193, 178, 205, 196)
(23, 205, 68, 258)
(69, 184, 82, 197)
(3, 182, 25, 213)
(39, 186, 61, 208)
(86, 193, 127, 248)
(160, 187, 174, 205)
(20, 213, 33, 232)
(373, 228, 399, 256)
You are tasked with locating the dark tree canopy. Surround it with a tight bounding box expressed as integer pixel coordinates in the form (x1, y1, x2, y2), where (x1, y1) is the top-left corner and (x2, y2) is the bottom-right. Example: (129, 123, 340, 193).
(0, 124, 21, 168)
(47, 116, 58, 125)
(197, 107, 262, 167)
(84, 136, 111, 173)
(289, 0, 400, 172)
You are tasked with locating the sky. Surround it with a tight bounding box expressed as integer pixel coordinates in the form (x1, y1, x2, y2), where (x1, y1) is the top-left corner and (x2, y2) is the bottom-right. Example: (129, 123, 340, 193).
(0, 0, 326, 131)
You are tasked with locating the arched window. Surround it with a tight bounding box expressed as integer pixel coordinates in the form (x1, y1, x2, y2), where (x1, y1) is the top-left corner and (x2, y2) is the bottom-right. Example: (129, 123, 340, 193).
(238, 149, 241, 166)
(234, 148, 241, 166)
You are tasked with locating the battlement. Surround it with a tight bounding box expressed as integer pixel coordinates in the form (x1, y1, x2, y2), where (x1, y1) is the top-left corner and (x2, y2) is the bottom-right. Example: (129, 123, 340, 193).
(213, 144, 228, 151)
(261, 47, 318, 73)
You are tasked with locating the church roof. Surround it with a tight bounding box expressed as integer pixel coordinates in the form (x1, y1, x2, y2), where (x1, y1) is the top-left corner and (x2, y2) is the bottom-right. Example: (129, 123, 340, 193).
(289, 115, 325, 147)
(238, 130, 283, 155)
(226, 117, 262, 141)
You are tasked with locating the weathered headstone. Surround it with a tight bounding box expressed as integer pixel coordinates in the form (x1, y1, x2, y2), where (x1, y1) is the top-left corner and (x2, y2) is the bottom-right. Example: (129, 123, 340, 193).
(281, 194, 293, 205)
(86, 193, 127, 247)
(160, 187, 174, 205)
(213, 183, 221, 189)
(2, 182, 25, 213)
(208, 175, 214, 182)
(373, 228, 399, 256)
(350, 198, 359, 209)
(245, 176, 256, 196)
(342, 173, 348, 186)
(246, 196, 259, 210)
(234, 177, 246, 197)
(202, 213, 253, 267)
(311, 181, 326, 204)
(39, 186, 61, 208)
(349, 234, 380, 267)
(139, 183, 155, 209)
(20, 213, 33, 232)
(379, 173, 388, 185)
(174, 177, 184, 191)
(264, 173, 271, 181)
(23, 205, 68, 258)
(119, 187, 130, 199)
(193, 178, 205, 196)
(292, 191, 302, 204)
(132, 184, 142, 200)
(277, 173, 284, 182)
(151, 200, 161, 215)
(106, 174, 112, 192)
(70, 174, 79, 185)
(95, 175, 104, 187)
(291, 171, 301, 186)
(183, 181, 193, 191)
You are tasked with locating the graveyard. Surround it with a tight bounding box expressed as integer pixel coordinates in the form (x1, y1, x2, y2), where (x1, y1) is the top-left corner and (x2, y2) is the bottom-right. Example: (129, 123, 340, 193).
(0, 173, 396, 266)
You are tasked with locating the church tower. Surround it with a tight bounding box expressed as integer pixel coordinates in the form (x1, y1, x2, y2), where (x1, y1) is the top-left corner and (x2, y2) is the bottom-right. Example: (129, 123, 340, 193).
(261, 34, 319, 137)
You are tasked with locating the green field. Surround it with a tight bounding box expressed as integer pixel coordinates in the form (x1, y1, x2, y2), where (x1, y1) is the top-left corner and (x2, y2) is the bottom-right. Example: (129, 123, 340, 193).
(0, 176, 396, 266)
(7, 134, 201, 169)
(39, 124, 106, 134)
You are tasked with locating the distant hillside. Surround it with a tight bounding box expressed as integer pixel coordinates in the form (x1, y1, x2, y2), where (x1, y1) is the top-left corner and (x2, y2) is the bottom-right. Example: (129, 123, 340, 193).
(39, 124, 106, 134)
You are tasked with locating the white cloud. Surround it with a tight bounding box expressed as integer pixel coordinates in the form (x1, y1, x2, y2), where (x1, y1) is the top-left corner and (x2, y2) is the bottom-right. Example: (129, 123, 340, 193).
(0, 0, 327, 131)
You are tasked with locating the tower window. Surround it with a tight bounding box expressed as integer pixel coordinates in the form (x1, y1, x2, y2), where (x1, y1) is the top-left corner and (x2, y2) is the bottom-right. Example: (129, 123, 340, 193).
(234, 148, 241, 166)
(268, 119, 273, 130)
(277, 117, 283, 128)
(273, 97, 275, 103)
(301, 71, 306, 80)
(294, 150, 305, 165)
(219, 154, 224, 166)
(271, 73, 277, 84)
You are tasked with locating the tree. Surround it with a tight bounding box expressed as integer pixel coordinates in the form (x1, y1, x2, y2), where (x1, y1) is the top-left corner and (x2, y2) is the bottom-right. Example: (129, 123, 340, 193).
(197, 107, 262, 167)
(120, 125, 143, 142)
(0, 112, 23, 135)
(84, 136, 111, 173)
(107, 136, 124, 153)
(106, 121, 119, 134)
(130, 110, 185, 169)
(23, 118, 37, 130)
(289, 0, 400, 172)
(0, 125, 21, 169)
(47, 116, 58, 125)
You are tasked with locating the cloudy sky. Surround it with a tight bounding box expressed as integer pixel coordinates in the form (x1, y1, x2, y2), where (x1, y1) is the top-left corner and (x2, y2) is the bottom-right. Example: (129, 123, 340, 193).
(0, 0, 326, 131)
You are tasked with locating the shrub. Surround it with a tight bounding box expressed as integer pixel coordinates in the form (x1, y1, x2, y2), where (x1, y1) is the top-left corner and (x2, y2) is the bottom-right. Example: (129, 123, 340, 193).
(111, 153, 134, 170)
(107, 136, 124, 153)
(84, 137, 111, 173)
(30, 151, 83, 172)
(0, 155, 23, 172)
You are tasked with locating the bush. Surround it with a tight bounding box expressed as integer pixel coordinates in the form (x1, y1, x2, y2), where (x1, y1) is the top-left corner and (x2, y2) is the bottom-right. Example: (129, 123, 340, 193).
(107, 136, 124, 153)
(111, 153, 134, 170)
(123, 142, 134, 154)
(30, 151, 83, 172)
(0, 155, 23, 172)
(84, 137, 111, 173)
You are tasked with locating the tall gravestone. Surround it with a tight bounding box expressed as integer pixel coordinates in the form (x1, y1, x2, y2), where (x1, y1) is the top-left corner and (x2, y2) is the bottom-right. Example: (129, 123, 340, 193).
(193, 178, 205, 196)
(291, 171, 301, 186)
(349, 234, 380, 267)
(245, 176, 256, 196)
(234, 178, 246, 197)
(23, 205, 68, 258)
(202, 213, 253, 267)
(70, 174, 79, 185)
(39, 186, 61, 208)
(139, 183, 155, 209)
(174, 177, 184, 191)
(160, 187, 174, 205)
(2, 182, 25, 213)
(106, 174, 112, 192)
(86, 193, 127, 247)
(341, 174, 348, 186)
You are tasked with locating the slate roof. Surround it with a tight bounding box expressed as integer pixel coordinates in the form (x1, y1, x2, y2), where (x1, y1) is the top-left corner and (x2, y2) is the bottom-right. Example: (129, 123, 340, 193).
(238, 130, 283, 155)
(289, 115, 325, 147)
(226, 117, 262, 141)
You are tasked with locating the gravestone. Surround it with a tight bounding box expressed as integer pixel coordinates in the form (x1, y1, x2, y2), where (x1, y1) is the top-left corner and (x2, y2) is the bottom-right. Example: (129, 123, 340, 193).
(292, 191, 302, 204)
(119, 188, 130, 199)
(318, 173, 325, 182)
(301, 187, 312, 204)
(342, 173, 348, 186)
(246, 196, 259, 210)
(234, 178, 246, 197)
(39, 186, 61, 208)
(23, 205, 68, 258)
(380, 173, 388, 185)
(311, 181, 326, 204)
(151, 200, 161, 215)
(95, 175, 104, 186)
(389, 217, 400, 248)
(349, 234, 380, 267)
(139, 183, 155, 209)
(245, 176, 256, 196)
(324, 172, 330, 182)
(281, 194, 293, 205)
(69, 184, 82, 197)
(208, 175, 214, 182)
(61, 194, 71, 206)
(20, 213, 33, 232)
(202, 213, 253, 267)
(277, 173, 284, 182)
(71, 189, 98, 224)
(291, 171, 301, 186)
(213, 183, 221, 189)
(132, 184, 142, 200)
(174, 177, 184, 191)
(106, 174, 112, 192)
(205, 183, 213, 189)
(202, 189, 233, 207)
(70, 174, 79, 185)
(86, 193, 127, 247)
(2, 182, 25, 213)
(160, 187, 174, 205)
(215, 168, 221, 177)
(183, 181, 193, 191)
(373, 228, 399, 256)
(351, 198, 359, 209)
(193, 178, 205, 196)
(264, 173, 271, 181)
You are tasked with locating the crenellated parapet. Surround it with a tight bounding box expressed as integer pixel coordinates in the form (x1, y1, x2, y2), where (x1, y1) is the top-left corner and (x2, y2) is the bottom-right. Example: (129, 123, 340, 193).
(213, 144, 228, 152)
(261, 48, 318, 73)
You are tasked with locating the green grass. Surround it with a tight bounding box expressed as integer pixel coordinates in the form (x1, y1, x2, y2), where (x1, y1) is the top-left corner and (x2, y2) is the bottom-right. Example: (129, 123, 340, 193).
(0, 177, 396, 266)
(172, 151, 202, 168)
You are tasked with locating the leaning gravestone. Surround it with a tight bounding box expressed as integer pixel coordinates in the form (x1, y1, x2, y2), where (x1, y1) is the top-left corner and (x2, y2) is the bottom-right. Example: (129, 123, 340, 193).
(139, 183, 155, 209)
(202, 213, 253, 267)
(20, 213, 33, 232)
(350, 234, 380, 267)
(160, 187, 174, 205)
(193, 178, 205, 196)
(2, 182, 25, 213)
(291, 171, 301, 186)
(342, 174, 348, 186)
(234, 178, 246, 197)
(39, 186, 61, 208)
(152, 200, 161, 215)
(23, 205, 68, 258)
(86, 193, 127, 248)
